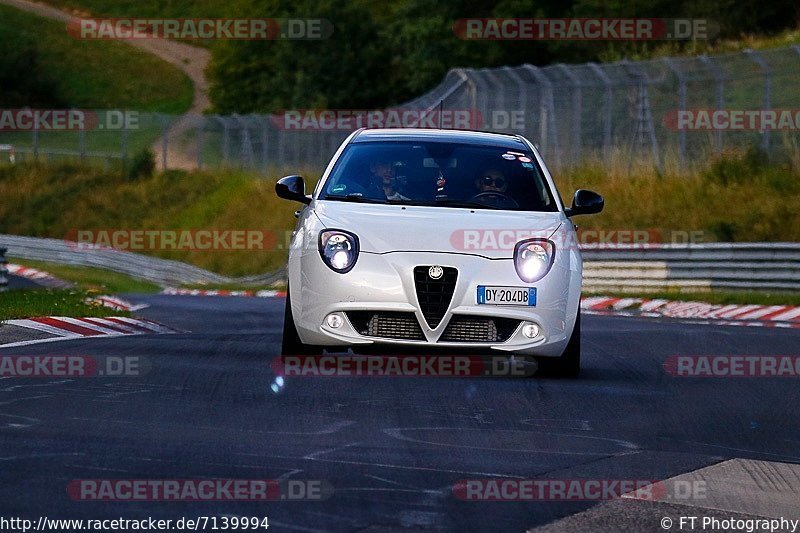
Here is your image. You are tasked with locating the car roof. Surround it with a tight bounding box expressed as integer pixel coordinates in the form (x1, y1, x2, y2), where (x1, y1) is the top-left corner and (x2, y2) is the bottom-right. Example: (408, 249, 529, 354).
(351, 128, 528, 149)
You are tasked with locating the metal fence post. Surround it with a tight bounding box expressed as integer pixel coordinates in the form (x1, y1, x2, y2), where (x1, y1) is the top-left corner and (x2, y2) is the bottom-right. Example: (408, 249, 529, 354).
(215, 116, 231, 167)
(31, 126, 39, 162)
(587, 63, 613, 163)
(621, 61, 662, 173)
(661, 58, 687, 167)
(501, 66, 531, 138)
(699, 55, 726, 154)
(522, 65, 560, 167)
(196, 116, 205, 170)
(78, 108, 87, 164)
(233, 114, 255, 169)
(160, 114, 169, 170)
(482, 70, 507, 131)
(744, 49, 772, 154)
(260, 115, 270, 175)
(121, 126, 129, 170)
(556, 64, 583, 163)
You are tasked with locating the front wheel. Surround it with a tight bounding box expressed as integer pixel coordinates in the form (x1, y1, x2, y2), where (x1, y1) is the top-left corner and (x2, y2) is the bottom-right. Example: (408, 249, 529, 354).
(281, 286, 322, 355)
(537, 311, 581, 378)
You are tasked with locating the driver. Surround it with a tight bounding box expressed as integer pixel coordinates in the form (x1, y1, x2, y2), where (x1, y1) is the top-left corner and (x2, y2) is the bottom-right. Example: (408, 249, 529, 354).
(359, 154, 409, 201)
(475, 167, 508, 194)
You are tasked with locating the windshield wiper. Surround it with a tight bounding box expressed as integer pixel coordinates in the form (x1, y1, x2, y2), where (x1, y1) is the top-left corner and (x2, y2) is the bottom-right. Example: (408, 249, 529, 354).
(324, 193, 386, 204)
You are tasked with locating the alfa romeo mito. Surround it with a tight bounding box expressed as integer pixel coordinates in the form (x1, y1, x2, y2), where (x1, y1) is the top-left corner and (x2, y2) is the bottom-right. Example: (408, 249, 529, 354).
(276, 128, 603, 377)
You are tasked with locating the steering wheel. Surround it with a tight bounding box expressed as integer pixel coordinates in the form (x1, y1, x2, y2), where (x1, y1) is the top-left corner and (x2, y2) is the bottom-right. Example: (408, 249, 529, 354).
(469, 191, 519, 209)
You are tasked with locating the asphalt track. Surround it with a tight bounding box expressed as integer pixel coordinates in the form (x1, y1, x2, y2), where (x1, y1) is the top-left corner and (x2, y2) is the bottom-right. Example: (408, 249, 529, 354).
(0, 294, 799, 531)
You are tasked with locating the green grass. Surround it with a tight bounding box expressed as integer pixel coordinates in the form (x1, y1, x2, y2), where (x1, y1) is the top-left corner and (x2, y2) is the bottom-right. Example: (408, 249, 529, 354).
(8, 258, 160, 294)
(587, 290, 800, 307)
(0, 3, 193, 113)
(0, 289, 130, 322)
(554, 149, 800, 244)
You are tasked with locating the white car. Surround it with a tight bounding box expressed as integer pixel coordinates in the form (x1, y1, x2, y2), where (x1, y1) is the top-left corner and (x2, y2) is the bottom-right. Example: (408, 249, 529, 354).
(276, 128, 603, 377)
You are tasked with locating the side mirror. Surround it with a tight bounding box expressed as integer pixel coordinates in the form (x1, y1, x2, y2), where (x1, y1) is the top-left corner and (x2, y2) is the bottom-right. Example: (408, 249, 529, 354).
(275, 175, 312, 205)
(565, 189, 604, 217)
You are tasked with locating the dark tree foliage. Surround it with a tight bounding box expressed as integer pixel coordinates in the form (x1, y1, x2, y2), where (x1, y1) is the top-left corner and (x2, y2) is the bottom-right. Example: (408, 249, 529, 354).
(208, 0, 800, 113)
(0, 37, 64, 107)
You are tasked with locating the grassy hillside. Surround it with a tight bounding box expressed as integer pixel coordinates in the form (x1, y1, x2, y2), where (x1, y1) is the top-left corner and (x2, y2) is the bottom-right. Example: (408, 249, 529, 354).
(558, 149, 800, 244)
(0, 3, 193, 113)
(0, 152, 798, 277)
(0, 164, 300, 276)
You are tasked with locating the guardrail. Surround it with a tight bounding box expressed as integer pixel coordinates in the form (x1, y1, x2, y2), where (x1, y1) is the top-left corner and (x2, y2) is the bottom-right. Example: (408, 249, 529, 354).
(0, 234, 284, 287)
(0, 247, 8, 290)
(582, 243, 800, 292)
(0, 235, 797, 291)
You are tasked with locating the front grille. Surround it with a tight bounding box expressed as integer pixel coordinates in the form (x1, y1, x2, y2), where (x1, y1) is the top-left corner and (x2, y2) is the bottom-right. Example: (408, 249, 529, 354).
(414, 266, 458, 328)
(345, 311, 425, 341)
(439, 315, 521, 343)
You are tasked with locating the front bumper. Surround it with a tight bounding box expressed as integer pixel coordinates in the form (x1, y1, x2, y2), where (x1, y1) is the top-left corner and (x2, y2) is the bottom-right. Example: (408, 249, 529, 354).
(293, 251, 581, 357)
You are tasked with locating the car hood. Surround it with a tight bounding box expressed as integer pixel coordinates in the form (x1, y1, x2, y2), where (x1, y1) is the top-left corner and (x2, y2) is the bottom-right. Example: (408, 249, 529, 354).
(313, 200, 564, 257)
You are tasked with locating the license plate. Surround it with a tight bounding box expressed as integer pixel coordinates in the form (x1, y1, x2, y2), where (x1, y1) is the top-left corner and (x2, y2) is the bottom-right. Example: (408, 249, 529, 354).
(477, 286, 536, 306)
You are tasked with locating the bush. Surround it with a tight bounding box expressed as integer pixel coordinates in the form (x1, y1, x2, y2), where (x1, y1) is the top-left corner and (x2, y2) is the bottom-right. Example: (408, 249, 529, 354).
(127, 149, 156, 181)
(701, 146, 768, 186)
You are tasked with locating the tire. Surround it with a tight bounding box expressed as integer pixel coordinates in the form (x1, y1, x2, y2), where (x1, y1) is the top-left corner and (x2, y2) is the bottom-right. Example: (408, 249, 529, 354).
(281, 286, 322, 355)
(538, 311, 581, 378)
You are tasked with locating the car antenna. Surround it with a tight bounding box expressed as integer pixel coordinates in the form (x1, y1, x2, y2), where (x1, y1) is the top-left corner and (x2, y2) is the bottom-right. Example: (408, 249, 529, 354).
(438, 99, 444, 129)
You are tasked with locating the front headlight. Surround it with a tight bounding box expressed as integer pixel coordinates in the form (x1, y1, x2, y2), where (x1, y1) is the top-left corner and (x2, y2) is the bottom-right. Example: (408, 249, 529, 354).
(318, 229, 359, 273)
(514, 238, 555, 283)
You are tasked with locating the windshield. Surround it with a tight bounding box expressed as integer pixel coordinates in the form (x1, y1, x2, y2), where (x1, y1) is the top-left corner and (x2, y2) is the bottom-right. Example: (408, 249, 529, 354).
(319, 141, 557, 211)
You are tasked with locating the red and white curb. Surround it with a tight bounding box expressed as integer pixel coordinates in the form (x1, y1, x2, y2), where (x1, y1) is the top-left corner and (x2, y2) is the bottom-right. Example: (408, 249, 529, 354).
(161, 287, 286, 298)
(0, 317, 178, 348)
(90, 295, 149, 312)
(6, 263, 73, 288)
(581, 296, 800, 328)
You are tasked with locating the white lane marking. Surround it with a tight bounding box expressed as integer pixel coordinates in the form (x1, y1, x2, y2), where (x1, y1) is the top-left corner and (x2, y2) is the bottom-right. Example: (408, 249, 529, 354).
(260, 453, 526, 479)
(382, 427, 638, 455)
(80, 317, 142, 334)
(3, 319, 79, 338)
(54, 317, 125, 335)
(275, 468, 304, 481)
(520, 418, 593, 431)
(109, 317, 176, 333)
(0, 336, 87, 349)
(304, 441, 361, 460)
(365, 474, 406, 486)
(71, 417, 354, 436)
